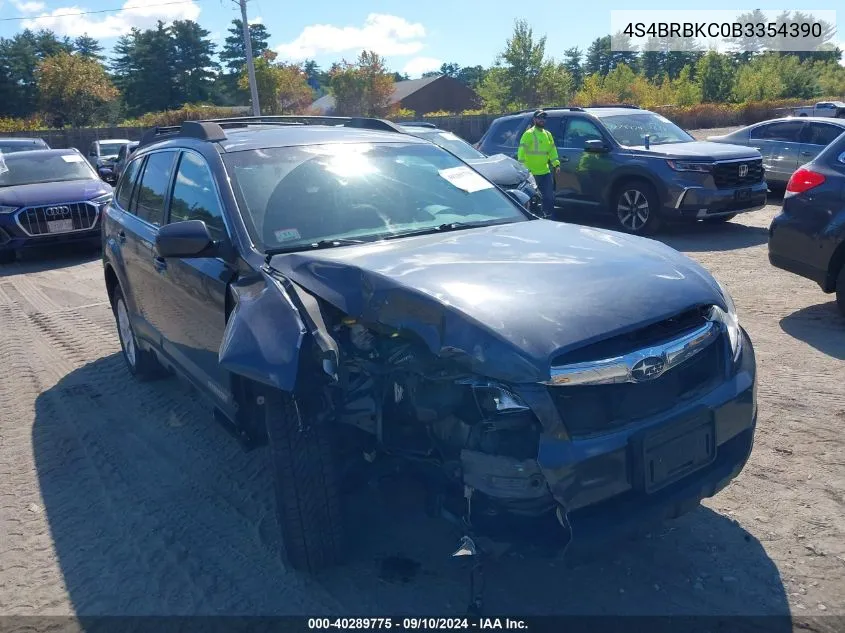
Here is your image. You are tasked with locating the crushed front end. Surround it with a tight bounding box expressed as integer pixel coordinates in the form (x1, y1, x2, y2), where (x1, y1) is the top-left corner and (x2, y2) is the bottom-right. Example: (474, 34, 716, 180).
(317, 296, 756, 557)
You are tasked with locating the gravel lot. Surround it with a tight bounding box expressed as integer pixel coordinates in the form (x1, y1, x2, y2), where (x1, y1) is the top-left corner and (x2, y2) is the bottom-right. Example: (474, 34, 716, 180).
(1, 135, 844, 619)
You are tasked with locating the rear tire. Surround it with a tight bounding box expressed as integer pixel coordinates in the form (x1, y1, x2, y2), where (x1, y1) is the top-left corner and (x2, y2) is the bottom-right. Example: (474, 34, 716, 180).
(836, 264, 845, 317)
(612, 181, 662, 235)
(111, 286, 166, 380)
(702, 214, 737, 224)
(260, 386, 345, 572)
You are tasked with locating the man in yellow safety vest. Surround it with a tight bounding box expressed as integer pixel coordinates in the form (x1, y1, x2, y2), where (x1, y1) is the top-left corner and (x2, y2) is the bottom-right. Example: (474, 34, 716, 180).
(517, 110, 560, 217)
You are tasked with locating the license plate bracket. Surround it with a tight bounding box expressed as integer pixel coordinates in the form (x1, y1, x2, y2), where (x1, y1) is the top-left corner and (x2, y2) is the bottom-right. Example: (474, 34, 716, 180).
(47, 219, 74, 233)
(734, 188, 751, 201)
(638, 411, 716, 493)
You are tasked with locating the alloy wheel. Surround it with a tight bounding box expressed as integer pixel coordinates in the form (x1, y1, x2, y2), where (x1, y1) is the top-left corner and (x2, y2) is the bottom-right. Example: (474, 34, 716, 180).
(617, 189, 650, 232)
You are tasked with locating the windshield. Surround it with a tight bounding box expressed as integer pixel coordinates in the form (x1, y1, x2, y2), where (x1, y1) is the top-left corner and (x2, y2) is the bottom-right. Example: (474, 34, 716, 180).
(0, 152, 97, 187)
(224, 141, 527, 252)
(409, 129, 486, 160)
(600, 113, 694, 146)
(99, 142, 127, 157)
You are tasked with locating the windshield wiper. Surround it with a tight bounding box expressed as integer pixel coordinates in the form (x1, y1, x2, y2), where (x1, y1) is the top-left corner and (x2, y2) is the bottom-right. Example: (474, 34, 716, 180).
(264, 237, 368, 259)
(385, 219, 515, 240)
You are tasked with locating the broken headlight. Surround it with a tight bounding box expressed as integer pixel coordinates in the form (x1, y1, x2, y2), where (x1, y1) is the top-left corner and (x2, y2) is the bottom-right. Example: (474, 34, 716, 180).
(709, 279, 742, 362)
(461, 380, 530, 416)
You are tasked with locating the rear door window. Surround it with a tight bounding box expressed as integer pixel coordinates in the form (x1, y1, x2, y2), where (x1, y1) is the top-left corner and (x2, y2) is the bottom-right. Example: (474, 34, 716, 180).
(801, 123, 844, 147)
(134, 151, 177, 227)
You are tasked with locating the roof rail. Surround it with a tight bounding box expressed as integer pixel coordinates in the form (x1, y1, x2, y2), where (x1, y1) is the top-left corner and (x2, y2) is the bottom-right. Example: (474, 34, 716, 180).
(582, 104, 641, 109)
(513, 106, 585, 115)
(399, 121, 438, 128)
(138, 115, 406, 149)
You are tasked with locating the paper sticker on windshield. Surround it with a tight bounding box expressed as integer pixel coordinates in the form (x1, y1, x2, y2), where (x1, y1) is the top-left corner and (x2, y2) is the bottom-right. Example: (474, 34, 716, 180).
(438, 132, 461, 142)
(438, 166, 493, 193)
(274, 228, 301, 242)
(61, 154, 83, 163)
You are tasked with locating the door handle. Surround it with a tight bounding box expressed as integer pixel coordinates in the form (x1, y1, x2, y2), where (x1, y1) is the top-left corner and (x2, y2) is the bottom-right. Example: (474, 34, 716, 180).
(153, 256, 167, 273)
(801, 151, 813, 156)
(117, 230, 126, 243)
(558, 156, 570, 163)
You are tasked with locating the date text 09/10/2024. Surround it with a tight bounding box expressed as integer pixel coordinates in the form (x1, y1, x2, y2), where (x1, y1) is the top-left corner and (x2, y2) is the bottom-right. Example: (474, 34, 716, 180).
(307, 618, 528, 630)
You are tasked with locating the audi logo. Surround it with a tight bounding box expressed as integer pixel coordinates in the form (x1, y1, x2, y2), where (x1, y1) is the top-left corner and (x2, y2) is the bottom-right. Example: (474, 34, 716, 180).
(45, 206, 71, 217)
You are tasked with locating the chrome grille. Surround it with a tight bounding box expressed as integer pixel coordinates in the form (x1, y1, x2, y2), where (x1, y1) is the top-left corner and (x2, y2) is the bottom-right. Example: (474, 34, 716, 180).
(15, 202, 99, 236)
(546, 312, 725, 438)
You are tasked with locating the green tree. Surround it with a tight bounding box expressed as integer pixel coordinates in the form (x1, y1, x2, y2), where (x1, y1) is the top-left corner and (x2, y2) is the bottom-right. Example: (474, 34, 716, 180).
(219, 19, 270, 74)
(563, 47, 583, 90)
(602, 63, 638, 102)
(456, 65, 486, 89)
(328, 50, 395, 117)
(169, 20, 218, 105)
(111, 22, 174, 115)
(73, 34, 104, 61)
(536, 61, 573, 107)
(240, 52, 313, 115)
(476, 66, 511, 112)
(0, 29, 73, 118)
(696, 51, 734, 103)
(498, 19, 546, 108)
(814, 60, 845, 96)
(671, 65, 702, 105)
(37, 51, 119, 126)
(584, 36, 612, 76)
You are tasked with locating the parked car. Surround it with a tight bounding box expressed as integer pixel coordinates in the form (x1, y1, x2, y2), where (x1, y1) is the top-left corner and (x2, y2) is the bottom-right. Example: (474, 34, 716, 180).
(0, 137, 50, 153)
(476, 105, 767, 234)
(768, 128, 845, 315)
(86, 138, 132, 178)
(102, 115, 757, 573)
(112, 141, 139, 182)
(399, 122, 543, 216)
(791, 101, 845, 118)
(707, 117, 845, 188)
(0, 148, 113, 264)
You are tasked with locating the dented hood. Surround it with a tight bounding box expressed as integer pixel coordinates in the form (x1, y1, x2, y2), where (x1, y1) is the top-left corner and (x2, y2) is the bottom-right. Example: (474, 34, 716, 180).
(269, 220, 726, 383)
(463, 154, 530, 188)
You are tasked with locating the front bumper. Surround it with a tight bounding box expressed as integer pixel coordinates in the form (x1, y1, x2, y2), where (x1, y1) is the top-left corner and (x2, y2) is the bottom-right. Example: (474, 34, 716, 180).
(666, 181, 768, 219)
(532, 328, 756, 548)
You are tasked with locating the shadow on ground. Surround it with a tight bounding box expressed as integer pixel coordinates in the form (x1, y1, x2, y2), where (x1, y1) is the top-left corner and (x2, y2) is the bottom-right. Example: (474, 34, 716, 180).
(34, 354, 790, 619)
(780, 302, 845, 360)
(0, 244, 100, 277)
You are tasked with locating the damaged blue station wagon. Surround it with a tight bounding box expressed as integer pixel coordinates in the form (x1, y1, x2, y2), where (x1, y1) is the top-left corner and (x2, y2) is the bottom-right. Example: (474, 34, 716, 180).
(102, 116, 758, 574)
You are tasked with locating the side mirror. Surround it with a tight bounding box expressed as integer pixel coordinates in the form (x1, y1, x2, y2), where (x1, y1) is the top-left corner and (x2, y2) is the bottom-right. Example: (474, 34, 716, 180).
(156, 220, 216, 258)
(505, 189, 531, 208)
(584, 139, 610, 153)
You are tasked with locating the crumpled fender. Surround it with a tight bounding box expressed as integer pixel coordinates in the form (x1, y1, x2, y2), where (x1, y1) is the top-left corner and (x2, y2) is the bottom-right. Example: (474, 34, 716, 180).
(219, 271, 307, 392)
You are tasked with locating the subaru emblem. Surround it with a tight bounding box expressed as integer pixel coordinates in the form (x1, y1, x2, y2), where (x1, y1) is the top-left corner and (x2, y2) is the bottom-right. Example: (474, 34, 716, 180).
(631, 356, 666, 381)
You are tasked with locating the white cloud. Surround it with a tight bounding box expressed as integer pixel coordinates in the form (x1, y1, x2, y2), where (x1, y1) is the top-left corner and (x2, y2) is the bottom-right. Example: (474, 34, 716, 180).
(403, 56, 442, 77)
(13, 0, 46, 12)
(248, 16, 262, 25)
(274, 13, 426, 60)
(21, 0, 201, 39)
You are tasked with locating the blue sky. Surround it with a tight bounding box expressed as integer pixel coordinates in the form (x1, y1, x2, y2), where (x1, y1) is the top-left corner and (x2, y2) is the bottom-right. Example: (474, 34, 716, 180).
(0, 0, 839, 75)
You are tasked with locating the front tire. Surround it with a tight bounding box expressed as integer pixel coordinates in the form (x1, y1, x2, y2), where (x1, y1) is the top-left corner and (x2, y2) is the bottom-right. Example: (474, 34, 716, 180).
(111, 286, 166, 380)
(836, 264, 845, 317)
(613, 181, 662, 235)
(260, 386, 345, 572)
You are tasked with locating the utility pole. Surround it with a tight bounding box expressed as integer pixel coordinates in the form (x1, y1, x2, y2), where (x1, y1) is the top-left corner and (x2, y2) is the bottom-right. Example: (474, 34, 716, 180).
(239, 0, 261, 116)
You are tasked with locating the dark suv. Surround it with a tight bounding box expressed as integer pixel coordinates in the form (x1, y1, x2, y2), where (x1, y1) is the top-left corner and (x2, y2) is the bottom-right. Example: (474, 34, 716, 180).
(477, 106, 768, 234)
(102, 116, 757, 573)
